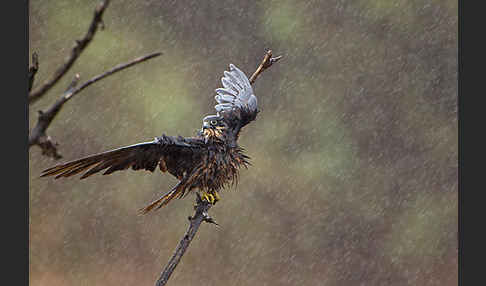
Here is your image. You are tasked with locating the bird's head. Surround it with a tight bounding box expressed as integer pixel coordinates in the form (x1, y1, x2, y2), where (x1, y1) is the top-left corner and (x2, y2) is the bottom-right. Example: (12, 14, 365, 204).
(199, 115, 228, 142)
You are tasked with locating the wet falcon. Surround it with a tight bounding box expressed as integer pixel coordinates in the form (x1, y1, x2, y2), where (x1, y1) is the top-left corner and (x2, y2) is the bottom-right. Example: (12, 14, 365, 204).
(41, 64, 259, 214)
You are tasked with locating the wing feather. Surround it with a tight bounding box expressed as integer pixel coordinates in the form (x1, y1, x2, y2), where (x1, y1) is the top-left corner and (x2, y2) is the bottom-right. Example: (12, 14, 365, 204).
(41, 136, 202, 180)
(214, 64, 258, 117)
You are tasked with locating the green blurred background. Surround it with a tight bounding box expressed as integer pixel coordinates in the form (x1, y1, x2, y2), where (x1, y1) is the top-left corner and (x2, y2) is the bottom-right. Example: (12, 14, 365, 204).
(29, 1, 457, 285)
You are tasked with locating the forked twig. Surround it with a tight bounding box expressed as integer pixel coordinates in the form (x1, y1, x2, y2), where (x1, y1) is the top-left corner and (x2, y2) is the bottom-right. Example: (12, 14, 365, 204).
(29, 52, 162, 159)
(28, 0, 111, 104)
(155, 50, 282, 286)
(249, 49, 282, 84)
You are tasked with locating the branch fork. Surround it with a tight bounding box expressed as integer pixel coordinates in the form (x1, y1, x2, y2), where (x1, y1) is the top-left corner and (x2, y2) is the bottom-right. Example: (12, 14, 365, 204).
(249, 49, 283, 84)
(29, 53, 162, 159)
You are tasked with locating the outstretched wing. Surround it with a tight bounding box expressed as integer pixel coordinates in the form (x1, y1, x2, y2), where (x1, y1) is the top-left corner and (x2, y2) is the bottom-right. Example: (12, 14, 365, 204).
(40, 135, 203, 180)
(214, 64, 258, 127)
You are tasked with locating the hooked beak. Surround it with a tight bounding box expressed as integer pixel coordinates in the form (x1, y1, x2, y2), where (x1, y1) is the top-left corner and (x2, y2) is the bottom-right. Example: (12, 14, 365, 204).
(200, 121, 211, 134)
(199, 121, 212, 140)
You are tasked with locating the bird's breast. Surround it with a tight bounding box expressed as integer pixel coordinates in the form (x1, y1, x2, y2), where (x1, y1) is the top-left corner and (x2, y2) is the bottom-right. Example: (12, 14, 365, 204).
(198, 147, 250, 191)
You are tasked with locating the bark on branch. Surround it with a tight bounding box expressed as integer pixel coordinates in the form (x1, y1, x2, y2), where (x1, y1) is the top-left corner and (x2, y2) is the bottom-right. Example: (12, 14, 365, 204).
(155, 49, 282, 286)
(29, 52, 162, 159)
(155, 194, 217, 286)
(249, 49, 283, 84)
(29, 52, 39, 92)
(28, 0, 111, 104)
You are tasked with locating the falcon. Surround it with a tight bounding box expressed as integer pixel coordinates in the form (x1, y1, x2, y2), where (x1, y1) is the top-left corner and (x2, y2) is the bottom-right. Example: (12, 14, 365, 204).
(41, 64, 259, 214)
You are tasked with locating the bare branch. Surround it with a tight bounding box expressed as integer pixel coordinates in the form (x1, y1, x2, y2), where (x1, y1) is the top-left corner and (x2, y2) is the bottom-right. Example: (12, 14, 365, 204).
(155, 49, 282, 286)
(28, 0, 111, 105)
(155, 194, 216, 286)
(249, 49, 283, 84)
(29, 52, 162, 159)
(65, 52, 162, 101)
(29, 52, 39, 92)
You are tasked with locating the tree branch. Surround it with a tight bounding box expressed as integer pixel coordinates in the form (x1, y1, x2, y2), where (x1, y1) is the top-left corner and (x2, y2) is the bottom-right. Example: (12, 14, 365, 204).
(155, 49, 282, 286)
(29, 51, 162, 159)
(64, 52, 162, 101)
(28, 0, 111, 105)
(155, 194, 217, 286)
(249, 49, 283, 84)
(29, 52, 39, 92)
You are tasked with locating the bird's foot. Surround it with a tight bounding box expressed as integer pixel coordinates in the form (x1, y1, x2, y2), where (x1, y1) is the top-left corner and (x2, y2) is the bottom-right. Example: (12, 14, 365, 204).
(213, 191, 221, 202)
(200, 191, 220, 205)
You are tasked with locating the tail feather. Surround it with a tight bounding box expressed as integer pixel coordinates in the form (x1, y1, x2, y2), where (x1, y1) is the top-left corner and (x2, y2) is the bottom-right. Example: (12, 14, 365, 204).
(139, 182, 182, 215)
(138, 164, 204, 214)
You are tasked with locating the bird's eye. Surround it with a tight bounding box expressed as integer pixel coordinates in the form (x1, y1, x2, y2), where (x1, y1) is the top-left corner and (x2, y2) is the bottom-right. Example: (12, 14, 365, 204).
(210, 120, 218, 126)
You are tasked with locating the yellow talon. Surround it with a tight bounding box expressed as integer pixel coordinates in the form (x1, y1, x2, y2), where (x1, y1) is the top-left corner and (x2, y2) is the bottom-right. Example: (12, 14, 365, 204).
(201, 192, 215, 204)
(213, 192, 221, 202)
(200, 191, 221, 204)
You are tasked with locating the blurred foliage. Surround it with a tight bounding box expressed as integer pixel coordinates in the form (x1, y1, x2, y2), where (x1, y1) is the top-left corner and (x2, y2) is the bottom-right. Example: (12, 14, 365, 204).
(29, 0, 457, 285)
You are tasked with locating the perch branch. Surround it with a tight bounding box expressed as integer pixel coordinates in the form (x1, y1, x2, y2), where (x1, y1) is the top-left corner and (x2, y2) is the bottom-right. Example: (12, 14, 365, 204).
(29, 51, 162, 159)
(155, 194, 217, 286)
(155, 49, 282, 286)
(28, 0, 111, 104)
(29, 52, 39, 92)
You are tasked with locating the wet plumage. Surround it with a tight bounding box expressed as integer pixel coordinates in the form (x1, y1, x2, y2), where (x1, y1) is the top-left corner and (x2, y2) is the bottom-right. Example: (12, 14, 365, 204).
(41, 64, 258, 213)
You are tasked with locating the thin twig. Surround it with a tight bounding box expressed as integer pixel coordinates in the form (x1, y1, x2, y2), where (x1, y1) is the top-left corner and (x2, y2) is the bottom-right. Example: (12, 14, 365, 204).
(29, 51, 162, 159)
(29, 52, 39, 92)
(155, 49, 282, 286)
(28, 0, 111, 105)
(249, 49, 283, 84)
(65, 52, 162, 101)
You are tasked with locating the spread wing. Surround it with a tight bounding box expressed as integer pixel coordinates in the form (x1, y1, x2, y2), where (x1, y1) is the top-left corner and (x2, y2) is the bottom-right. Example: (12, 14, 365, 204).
(214, 64, 258, 127)
(40, 135, 203, 180)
